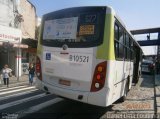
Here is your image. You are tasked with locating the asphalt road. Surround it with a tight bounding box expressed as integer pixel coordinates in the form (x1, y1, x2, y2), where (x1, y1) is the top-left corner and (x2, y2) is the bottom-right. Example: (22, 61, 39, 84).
(0, 74, 155, 119)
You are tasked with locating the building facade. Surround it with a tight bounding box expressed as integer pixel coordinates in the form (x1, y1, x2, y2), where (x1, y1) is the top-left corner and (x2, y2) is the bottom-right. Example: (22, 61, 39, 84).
(18, 0, 36, 39)
(0, 0, 37, 77)
(18, 0, 37, 75)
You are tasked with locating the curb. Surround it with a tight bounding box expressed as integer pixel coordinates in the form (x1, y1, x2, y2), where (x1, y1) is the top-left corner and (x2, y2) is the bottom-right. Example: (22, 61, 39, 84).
(155, 74, 160, 118)
(0, 75, 32, 87)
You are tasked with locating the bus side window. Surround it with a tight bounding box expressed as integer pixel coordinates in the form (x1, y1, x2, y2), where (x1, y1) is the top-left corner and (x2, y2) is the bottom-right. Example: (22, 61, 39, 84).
(119, 27, 124, 59)
(130, 40, 134, 61)
(127, 36, 130, 60)
(114, 23, 119, 59)
(114, 22, 124, 60)
(133, 43, 137, 63)
(129, 38, 132, 61)
(119, 43, 124, 59)
(114, 23, 119, 41)
(124, 33, 130, 60)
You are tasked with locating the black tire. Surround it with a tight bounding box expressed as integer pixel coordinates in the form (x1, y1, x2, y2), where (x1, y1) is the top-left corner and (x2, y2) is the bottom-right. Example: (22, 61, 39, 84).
(119, 80, 129, 102)
(133, 71, 140, 84)
(134, 78, 138, 84)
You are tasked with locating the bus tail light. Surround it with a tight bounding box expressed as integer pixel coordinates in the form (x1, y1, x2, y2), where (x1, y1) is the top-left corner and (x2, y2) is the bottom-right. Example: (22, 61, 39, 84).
(90, 61, 107, 92)
(36, 56, 42, 80)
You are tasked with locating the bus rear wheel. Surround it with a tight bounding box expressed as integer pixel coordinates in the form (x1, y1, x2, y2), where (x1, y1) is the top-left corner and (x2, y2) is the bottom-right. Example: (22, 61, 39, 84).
(119, 80, 129, 102)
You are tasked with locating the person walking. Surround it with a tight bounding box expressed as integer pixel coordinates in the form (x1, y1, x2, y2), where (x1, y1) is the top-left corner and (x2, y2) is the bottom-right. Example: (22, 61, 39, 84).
(2, 64, 12, 87)
(28, 63, 35, 86)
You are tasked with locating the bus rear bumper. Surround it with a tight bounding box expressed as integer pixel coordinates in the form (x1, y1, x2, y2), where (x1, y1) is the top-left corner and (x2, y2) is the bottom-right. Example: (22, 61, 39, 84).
(38, 81, 110, 107)
(41, 81, 89, 103)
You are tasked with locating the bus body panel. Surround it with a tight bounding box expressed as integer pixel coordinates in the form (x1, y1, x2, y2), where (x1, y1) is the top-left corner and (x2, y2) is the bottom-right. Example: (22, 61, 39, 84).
(42, 47, 97, 92)
(111, 60, 134, 102)
(40, 79, 111, 107)
(41, 81, 89, 102)
(39, 7, 111, 93)
(96, 14, 115, 60)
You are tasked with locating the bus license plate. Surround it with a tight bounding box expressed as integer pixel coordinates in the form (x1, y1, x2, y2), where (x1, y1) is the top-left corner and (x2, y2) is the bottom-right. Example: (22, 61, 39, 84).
(59, 79, 71, 86)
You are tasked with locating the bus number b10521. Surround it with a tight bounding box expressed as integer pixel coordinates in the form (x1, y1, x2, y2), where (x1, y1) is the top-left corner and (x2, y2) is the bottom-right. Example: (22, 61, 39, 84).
(69, 55, 89, 63)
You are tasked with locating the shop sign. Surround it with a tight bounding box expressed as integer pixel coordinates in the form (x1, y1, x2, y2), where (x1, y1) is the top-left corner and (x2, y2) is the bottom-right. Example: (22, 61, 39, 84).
(0, 25, 21, 43)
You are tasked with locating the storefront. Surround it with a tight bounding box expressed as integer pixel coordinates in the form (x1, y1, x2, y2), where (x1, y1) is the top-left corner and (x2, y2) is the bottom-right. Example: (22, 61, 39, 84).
(0, 25, 28, 77)
(21, 39, 37, 75)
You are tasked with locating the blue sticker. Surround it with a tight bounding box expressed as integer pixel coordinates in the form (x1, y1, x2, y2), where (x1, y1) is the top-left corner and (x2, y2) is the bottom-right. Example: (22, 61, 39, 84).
(46, 53, 51, 60)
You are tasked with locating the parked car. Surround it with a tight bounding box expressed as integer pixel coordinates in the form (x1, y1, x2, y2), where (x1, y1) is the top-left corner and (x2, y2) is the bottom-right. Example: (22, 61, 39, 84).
(141, 60, 155, 74)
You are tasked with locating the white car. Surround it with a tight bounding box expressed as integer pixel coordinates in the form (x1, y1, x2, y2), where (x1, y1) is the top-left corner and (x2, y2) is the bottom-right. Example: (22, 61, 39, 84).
(141, 60, 155, 73)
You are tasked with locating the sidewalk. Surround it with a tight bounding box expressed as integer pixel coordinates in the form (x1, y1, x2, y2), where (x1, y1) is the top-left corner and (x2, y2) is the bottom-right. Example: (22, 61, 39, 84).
(155, 74, 160, 113)
(0, 75, 29, 87)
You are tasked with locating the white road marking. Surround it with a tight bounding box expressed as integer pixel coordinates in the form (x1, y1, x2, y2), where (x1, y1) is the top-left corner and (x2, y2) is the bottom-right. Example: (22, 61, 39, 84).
(0, 88, 38, 101)
(0, 85, 28, 92)
(18, 98, 63, 118)
(0, 86, 36, 95)
(0, 93, 46, 110)
(0, 82, 28, 89)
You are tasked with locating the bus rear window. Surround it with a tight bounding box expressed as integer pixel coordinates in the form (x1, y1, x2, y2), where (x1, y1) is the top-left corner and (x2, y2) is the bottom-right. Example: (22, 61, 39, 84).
(41, 7, 106, 48)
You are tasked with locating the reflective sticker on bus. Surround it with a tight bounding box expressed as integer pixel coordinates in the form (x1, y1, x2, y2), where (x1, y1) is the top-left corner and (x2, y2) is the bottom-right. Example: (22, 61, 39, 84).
(46, 53, 51, 60)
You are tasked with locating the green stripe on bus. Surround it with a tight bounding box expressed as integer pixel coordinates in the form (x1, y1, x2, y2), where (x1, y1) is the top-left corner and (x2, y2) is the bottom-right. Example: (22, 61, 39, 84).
(96, 14, 115, 60)
(37, 43, 43, 55)
(37, 26, 43, 55)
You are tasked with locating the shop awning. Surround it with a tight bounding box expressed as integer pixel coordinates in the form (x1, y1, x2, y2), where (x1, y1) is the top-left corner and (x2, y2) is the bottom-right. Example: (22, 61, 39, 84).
(22, 38, 37, 48)
(13, 43, 28, 48)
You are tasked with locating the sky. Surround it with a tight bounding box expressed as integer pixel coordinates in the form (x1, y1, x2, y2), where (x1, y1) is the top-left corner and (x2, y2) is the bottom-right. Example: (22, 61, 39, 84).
(29, 0, 160, 55)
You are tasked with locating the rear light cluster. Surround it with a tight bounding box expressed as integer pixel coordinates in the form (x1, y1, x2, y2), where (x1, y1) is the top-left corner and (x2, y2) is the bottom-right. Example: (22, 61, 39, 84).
(36, 56, 42, 80)
(90, 61, 107, 92)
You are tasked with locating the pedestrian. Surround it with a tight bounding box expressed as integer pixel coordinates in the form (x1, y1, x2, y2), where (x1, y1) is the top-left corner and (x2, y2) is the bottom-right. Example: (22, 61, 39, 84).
(2, 64, 12, 87)
(28, 63, 35, 86)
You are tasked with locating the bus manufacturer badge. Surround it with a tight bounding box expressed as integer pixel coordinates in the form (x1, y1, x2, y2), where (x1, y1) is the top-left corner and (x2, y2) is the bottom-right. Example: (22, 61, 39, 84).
(62, 44, 68, 50)
(46, 53, 51, 60)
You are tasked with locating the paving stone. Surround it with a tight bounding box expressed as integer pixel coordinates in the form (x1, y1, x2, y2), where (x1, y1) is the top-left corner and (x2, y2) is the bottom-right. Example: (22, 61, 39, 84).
(155, 75, 160, 115)
(107, 75, 155, 117)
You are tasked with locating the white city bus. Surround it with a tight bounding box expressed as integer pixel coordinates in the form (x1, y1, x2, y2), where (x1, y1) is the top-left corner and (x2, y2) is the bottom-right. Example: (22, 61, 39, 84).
(36, 6, 142, 107)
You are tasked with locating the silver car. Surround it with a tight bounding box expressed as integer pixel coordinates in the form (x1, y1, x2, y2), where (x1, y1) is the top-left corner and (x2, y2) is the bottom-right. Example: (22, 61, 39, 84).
(141, 60, 155, 73)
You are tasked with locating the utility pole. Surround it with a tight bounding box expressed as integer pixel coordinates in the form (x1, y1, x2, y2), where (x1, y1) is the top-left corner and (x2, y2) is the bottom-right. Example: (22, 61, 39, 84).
(7, 41, 9, 65)
(17, 39, 20, 81)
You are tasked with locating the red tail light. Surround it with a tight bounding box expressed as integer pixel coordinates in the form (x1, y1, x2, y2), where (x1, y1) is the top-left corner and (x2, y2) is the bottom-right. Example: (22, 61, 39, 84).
(36, 56, 42, 80)
(90, 61, 107, 92)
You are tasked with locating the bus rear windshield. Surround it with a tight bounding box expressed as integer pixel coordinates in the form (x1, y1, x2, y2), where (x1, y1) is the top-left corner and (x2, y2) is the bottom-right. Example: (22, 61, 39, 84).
(41, 7, 106, 48)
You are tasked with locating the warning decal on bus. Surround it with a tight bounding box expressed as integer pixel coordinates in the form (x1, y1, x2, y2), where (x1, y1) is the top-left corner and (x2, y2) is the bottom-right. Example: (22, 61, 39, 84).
(79, 25, 95, 35)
